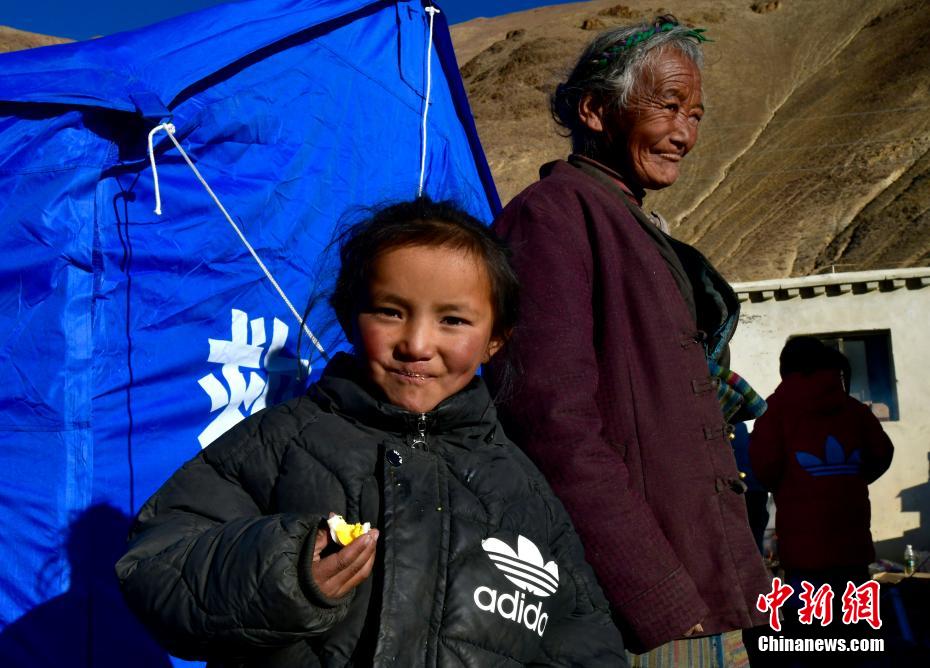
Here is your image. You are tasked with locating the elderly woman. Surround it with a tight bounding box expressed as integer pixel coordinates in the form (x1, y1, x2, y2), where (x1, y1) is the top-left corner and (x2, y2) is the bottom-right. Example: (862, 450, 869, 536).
(489, 16, 771, 659)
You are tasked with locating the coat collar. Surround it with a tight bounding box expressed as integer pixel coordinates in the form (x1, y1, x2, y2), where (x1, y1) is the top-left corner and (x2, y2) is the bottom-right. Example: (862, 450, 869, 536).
(309, 353, 499, 446)
(564, 154, 646, 205)
(542, 156, 741, 363)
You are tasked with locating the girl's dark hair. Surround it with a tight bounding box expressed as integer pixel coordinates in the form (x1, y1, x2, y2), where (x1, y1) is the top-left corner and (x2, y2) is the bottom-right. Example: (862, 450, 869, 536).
(825, 346, 853, 394)
(329, 196, 519, 349)
(779, 336, 828, 378)
(779, 336, 851, 392)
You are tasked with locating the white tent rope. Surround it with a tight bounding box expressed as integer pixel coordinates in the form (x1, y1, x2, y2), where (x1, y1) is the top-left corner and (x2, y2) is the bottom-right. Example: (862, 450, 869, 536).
(147, 123, 328, 359)
(147, 125, 168, 215)
(418, 5, 440, 197)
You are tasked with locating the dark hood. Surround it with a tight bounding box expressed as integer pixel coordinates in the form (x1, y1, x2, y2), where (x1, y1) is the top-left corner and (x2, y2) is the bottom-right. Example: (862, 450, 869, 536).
(773, 369, 847, 415)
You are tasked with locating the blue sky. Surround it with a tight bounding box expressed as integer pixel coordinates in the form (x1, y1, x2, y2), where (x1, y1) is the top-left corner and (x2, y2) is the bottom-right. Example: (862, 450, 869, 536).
(0, 0, 587, 41)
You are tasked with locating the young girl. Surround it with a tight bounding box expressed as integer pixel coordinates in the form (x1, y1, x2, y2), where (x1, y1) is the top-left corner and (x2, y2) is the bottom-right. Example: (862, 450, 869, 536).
(116, 197, 626, 667)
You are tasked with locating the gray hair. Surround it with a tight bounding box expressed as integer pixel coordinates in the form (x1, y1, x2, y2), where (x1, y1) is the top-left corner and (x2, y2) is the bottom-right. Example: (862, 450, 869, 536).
(551, 15, 706, 155)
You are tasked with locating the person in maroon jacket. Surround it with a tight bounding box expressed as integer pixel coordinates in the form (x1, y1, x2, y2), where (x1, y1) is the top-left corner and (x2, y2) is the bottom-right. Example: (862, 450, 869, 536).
(750, 337, 893, 585)
(749, 337, 893, 665)
(487, 14, 772, 661)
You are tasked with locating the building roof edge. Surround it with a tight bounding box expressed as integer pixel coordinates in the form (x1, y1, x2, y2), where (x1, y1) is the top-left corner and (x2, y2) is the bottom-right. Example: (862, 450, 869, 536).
(730, 267, 930, 300)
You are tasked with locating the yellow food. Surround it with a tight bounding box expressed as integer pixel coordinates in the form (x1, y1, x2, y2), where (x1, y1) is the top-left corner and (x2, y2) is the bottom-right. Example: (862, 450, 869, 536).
(327, 515, 371, 546)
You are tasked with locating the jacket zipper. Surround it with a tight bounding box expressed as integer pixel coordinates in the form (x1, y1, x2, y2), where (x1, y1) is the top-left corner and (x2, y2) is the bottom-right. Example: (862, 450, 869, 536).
(410, 412, 429, 449)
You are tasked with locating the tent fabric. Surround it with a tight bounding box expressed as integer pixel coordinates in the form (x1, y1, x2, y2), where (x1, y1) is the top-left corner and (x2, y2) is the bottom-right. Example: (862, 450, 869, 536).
(0, 2, 498, 665)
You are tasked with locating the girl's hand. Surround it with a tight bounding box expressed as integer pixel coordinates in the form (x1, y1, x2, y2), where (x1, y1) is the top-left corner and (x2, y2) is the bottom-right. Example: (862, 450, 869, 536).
(683, 622, 704, 637)
(310, 523, 379, 600)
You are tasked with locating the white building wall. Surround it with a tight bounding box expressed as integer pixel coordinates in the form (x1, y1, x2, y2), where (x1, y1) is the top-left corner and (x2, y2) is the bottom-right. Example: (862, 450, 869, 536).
(728, 270, 930, 560)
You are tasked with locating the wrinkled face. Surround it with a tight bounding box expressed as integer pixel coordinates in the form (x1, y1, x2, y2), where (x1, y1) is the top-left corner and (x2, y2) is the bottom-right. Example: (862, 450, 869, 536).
(618, 49, 703, 189)
(355, 244, 503, 413)
(584, 48, 704, 190)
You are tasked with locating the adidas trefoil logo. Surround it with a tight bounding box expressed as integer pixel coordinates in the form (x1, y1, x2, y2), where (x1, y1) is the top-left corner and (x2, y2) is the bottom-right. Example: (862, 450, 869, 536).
(473, 535, 560, 637)
(796, 435, 862, 477)
(483, 535, 560, 596)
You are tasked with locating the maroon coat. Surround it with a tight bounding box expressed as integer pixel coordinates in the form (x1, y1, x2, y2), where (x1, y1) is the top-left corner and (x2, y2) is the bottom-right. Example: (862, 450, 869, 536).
(490, 159, 770, 652)
(750, 370, 894, 572)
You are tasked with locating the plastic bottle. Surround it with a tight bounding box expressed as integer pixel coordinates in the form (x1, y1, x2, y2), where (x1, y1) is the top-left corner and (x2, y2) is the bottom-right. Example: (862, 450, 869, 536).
(903, 544, 916, 576)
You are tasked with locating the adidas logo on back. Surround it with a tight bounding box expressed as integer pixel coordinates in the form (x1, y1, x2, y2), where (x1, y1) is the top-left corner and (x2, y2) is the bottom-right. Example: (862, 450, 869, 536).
(796, 435, 862, 477)
(473, 535, 560, 637)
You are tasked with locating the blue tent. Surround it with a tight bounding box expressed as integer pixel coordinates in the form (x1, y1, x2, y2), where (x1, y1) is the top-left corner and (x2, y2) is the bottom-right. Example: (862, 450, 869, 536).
(0, 1, 497, 665)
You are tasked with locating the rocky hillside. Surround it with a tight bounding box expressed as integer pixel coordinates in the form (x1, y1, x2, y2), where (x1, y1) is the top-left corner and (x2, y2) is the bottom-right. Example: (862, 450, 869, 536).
(452, 0, 930, 280)
(0, 25, 70, 52)
(4, 3, 928, 281)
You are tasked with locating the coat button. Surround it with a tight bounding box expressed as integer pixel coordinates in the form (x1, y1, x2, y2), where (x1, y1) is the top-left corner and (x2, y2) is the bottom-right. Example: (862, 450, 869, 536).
(386, 449, 403, 467)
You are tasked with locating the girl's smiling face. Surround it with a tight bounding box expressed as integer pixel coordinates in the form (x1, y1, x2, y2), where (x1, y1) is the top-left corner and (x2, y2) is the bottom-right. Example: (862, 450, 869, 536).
(355, 243, 503, 413)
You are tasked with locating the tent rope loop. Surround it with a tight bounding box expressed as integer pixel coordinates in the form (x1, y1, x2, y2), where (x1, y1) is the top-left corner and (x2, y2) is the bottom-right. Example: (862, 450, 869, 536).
(146, 122, 328, 359)
(147, 122, 176, 215)
(418, 4, 440, 197)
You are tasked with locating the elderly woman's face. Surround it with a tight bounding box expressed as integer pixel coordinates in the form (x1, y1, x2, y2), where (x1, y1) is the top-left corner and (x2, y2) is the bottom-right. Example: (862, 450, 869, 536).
(585, 48, 704, 189)
(620, 49, 703, 188)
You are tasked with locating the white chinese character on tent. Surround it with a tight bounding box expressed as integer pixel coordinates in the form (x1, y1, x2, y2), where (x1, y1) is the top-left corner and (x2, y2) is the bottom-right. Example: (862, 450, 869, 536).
(197, 308, 309, 447)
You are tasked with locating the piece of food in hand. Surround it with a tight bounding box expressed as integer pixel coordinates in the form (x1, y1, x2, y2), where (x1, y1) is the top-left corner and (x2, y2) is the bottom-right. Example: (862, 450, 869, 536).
(327, 514, 371, 546)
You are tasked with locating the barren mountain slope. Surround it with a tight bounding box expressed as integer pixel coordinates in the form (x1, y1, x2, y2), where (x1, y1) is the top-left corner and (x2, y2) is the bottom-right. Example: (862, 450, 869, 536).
(0, 26, 71, 52)
(452, 0, 930, 280)
(4, 6, 927, 281)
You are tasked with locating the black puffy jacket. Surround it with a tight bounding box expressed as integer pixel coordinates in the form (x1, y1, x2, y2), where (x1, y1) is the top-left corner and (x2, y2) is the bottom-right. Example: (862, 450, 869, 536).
(116, 354, 626, 667)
